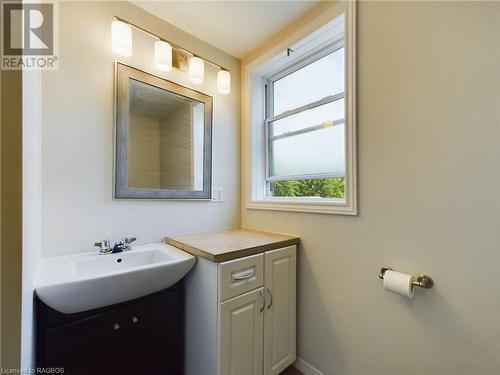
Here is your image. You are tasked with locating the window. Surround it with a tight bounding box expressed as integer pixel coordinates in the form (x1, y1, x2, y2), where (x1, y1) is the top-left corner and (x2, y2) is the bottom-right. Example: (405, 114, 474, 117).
(244, 2, 356, 215)
(265, 44, 346, 200)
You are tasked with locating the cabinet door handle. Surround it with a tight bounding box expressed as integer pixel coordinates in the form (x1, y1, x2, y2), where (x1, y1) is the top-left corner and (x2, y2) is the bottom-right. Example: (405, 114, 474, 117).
(131, 316, 138, 324)
(259, 289, 265, 313)
(233, 269, 254, 281)
(266, 288, 273, 310)
(113, 323, 120, 331)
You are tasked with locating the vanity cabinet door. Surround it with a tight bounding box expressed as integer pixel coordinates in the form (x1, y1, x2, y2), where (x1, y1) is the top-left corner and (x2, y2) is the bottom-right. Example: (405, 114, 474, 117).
(44, 309, 125, 375)
(125, 287, 183, 375)
(263, 246, 297, 375)
(219, 288, 264, 375)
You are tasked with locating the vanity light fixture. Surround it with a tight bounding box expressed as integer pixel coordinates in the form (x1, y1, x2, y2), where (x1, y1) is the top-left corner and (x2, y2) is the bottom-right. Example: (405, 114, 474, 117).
(154, 40, 172, 72)
(111, 20, 132, 57)
(188, 57, 204, 84)
(217, 70, 231, 95)
(111, 17, 231, 94)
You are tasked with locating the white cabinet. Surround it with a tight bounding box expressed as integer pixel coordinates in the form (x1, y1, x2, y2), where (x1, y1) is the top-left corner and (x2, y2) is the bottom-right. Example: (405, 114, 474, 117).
(185, 245, 297, 375)
(219, 253, 264, 301)
(263, 246, 296, 375)
(220, 288, 264, 375)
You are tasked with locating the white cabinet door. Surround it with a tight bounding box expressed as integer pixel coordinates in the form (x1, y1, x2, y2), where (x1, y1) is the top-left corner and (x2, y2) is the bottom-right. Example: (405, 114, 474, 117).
(220, 288, 265, 375)
(263, 246, 296, 375)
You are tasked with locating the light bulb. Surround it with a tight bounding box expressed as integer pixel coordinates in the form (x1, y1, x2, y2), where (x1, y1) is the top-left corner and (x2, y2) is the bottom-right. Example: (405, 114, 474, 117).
(217, 70, 230, 94)
(189, 57, 204, 84)
(154, 40, 172, 72)
(111, 20, 132, 57)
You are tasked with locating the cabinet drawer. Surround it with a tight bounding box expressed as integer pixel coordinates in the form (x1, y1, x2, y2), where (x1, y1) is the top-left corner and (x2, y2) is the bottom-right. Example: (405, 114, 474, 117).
(218, 253, 264, 301)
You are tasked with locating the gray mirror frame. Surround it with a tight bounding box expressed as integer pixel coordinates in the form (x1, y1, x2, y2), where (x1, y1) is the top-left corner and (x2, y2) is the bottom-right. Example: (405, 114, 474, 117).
(114, 63, 213, 199)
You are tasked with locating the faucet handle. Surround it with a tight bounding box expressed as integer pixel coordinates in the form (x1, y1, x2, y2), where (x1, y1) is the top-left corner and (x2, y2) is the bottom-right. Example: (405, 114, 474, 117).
(94, 239, 111, 253)
(122, 237, 137, 245)
(121, 237, 136, 251)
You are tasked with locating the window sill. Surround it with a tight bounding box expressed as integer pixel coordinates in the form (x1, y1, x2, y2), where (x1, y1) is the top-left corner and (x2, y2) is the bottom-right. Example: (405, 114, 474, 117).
(246, 198, 357, 216)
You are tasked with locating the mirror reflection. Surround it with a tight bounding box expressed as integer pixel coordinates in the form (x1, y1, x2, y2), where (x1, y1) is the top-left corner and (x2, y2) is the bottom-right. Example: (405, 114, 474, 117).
(128, 79, 205, 191)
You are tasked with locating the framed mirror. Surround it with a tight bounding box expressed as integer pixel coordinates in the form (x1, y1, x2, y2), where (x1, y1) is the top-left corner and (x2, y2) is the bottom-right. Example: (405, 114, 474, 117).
(115, 63, 212, 199)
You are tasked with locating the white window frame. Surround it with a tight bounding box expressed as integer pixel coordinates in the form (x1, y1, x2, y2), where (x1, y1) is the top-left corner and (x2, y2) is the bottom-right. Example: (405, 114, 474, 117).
(243, 1, 357, 215)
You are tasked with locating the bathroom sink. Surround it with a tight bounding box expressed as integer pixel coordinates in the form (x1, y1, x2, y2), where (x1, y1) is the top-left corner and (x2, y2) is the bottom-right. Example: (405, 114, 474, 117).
(74, 248, 175, 278)
(35, 243, 195, 314)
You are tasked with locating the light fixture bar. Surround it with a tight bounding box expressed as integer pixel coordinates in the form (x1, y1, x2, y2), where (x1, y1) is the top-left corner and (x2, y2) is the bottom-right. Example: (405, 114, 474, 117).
(113, 16, 228, 72)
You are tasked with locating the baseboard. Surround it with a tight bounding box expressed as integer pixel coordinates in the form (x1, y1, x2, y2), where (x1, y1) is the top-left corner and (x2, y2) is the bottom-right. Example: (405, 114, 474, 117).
(293, 357, 324, 375)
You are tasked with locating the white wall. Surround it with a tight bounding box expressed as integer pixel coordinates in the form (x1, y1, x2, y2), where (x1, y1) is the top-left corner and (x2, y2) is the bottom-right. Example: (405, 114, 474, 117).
(242, 2, 500, 374)
(41, 1, 241, 258)
(21, 70, 43, 369)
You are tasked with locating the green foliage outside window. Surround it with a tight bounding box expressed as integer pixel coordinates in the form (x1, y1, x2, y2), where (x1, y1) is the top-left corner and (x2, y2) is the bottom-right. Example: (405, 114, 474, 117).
(271, 178, 345, 199)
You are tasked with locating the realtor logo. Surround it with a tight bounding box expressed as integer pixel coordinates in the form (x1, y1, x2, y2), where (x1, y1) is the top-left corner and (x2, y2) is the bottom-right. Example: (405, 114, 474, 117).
(1, 1, 59, 69)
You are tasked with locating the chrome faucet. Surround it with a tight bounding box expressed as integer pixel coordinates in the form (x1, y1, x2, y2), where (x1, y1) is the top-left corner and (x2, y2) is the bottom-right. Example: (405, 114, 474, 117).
(94, 237, 136, 255)
(112, 237, 136, 253)
(94, 239, 111, 255)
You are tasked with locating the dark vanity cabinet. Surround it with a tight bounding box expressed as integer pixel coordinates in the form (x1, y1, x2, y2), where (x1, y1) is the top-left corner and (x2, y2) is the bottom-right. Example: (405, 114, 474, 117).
(36, 284, 183, 375)
(124, 291, 183, 374)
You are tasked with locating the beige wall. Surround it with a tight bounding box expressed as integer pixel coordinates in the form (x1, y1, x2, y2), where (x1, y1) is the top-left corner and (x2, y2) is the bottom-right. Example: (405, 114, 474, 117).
(0, 61, 2, 368)
(159, 106, 193, 189)
(41, 1, 241, 258)
(128, 114, 161, 189)
(128, 109, 199, 190)
(242, 2, 500, 374)
(0, 70, 23, 369)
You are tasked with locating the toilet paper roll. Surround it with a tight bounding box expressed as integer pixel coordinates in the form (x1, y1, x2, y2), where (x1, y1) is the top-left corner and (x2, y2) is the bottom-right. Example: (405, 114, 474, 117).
(383, 270, 415, 298)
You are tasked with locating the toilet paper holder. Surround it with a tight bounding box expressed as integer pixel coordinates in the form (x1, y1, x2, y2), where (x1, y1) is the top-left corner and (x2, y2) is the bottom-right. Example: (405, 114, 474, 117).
(379, 267, 434, 289)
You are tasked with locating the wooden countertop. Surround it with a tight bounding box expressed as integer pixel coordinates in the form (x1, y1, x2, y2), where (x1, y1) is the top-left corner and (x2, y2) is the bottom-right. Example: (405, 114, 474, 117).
(165, 228, 299, 262)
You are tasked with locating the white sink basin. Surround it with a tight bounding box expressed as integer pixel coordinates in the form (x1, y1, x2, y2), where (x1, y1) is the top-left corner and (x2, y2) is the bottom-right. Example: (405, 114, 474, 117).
(35, 243, 195, 314)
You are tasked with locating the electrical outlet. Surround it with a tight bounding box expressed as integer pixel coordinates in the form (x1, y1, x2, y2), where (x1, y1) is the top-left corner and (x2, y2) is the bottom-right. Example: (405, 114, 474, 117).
(212, 187, 223, 202)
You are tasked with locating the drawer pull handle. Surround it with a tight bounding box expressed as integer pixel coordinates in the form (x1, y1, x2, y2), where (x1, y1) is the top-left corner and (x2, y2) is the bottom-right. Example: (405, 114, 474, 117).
(266, 288, 273, 309)
(113, 323, 120, 331)
(132, 316, 138, 324)
(233, 269, 254, 281)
